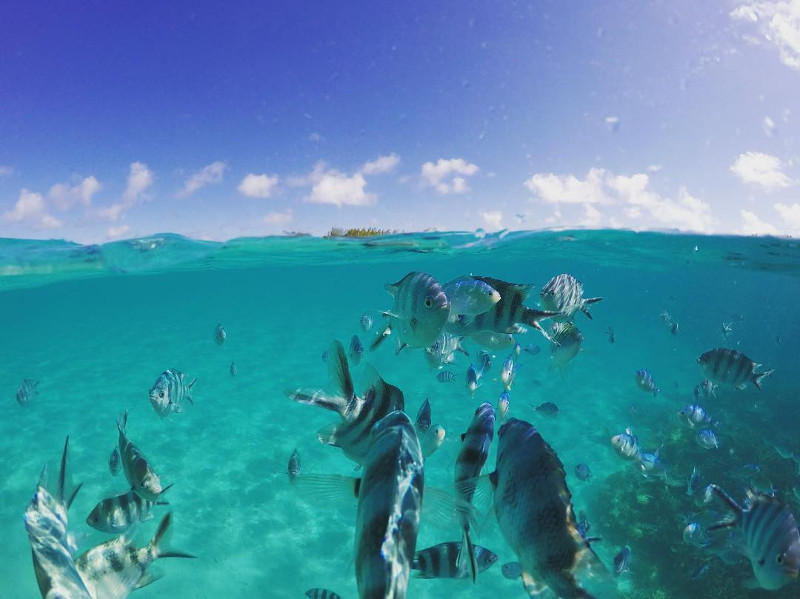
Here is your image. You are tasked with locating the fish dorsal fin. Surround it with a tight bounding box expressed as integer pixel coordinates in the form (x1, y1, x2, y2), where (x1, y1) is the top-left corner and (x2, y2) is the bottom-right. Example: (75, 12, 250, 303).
(474, 276, 535, 301)
(327, 340, 354, 400)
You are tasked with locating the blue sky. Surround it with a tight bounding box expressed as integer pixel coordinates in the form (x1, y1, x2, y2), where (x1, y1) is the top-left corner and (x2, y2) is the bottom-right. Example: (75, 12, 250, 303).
(1, 1, 799, 242)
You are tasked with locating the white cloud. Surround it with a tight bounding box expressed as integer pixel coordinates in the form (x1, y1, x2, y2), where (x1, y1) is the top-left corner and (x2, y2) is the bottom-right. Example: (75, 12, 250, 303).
(96, 203, 125, 222)
(238, 173, 280, 198)
(263, 209, 293, 227)
(730, 151, 793, 190)
(48, 176, 101, 211)
(605, 116, 620, 132)
(480, 210, 503, 230)
(421, 158, 479, 194)
(764, 116, 777, 136)
(4, 189, 62, 229)
(179, 161, 226, 197)
(739, 209, 779, 235)
(731, 1, 800, 69)
(307, 163, 375, 206)
(124, 162, 153, 202)
(0, 165, 13, 177)
(107, 224, 130, 239)
(361, 153, 400, 175)
(775, 202, 800, 229)
(525, 168, 717, 232)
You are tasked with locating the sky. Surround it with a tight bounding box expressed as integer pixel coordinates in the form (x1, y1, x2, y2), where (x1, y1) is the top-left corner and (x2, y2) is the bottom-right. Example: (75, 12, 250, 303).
(1, 0, 800, 243)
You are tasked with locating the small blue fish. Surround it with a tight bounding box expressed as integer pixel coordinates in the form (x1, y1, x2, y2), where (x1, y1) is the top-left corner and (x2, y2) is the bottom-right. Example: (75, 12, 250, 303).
(574, 463, 592, 481)
(523, 343, 541, 355)
(230, 361, 237, 376)
(360, 312, 373, 332)
(687, 466, 701, 496)
(696, 428, 719, 449)
(349, 334, 364, 366)
(500, 355, 517, 390)
(634, 369, 660, 398)
(466, 364, 481, 395)
(678, 404, 714, 429)
(214, 323, 226, 345)
(436, 370, 455, 383)
(606, 326, 615, 344)
(614, 546, 631, 576)
(16, 378, 38, 406)
(109, 447, 120, 477)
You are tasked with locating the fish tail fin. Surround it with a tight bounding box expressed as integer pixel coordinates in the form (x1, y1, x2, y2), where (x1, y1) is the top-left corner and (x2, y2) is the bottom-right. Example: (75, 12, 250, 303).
(459, 527, 478, 584)
(704, 484, 743, 525)
(286, 388, 349, 415)
(752, 369, 774, 390)
(585, 296, 603, 305)
(188, 377, 197, 390)
(521, 307, 560, 328)
(150, 512, 196, 560)
(326, 340, 354, 400)
(117, 409, 128, 435)
(57, 436, 82, 509)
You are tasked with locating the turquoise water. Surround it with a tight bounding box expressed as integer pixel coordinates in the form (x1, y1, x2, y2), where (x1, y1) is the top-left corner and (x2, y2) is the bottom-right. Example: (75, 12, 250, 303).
(3, 229, 800, 598)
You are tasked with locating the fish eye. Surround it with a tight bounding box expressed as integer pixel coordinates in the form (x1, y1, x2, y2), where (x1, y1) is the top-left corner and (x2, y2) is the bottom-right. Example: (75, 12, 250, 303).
(777, 554, 785, 565)
(159, 391, 165, 398)
(424, 297, 433, 308)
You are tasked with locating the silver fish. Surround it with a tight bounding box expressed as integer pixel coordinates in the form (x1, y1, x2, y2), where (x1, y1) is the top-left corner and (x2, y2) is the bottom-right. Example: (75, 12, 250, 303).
(575, 463, 592, 481)
(117, 410, 166, 501)
(230, 361, 237, 376)
(613, 546, 631, 576)
(468, 331, 517, 349)
(706, 485, 800, 590)
(376, 271, 451, 353)
(214, 322, 226, 345)
(466, 364, 481, 395)
(687, 466, 702, 496)
(442, 275, 501, 316)
(696, 428, 719, 449)
(534, 401, 559, 418)
(76, 511, 195, 597)
(288, 448, 301, 481)
(349, 334, 364, 366)
(425, 332, 467, 369)
(108, 447, 120, 477)
(490, 418, 613, 598)
(693, 379, 717, 400)
(678, 404, 714, 429)
(305, 589, 342, 599)
(360, 312, 373, 332)
(354, 410, 424, 599)
(611, 428, 640, 460)
(455, 403, 495, 582)
(86, 489, 169, 533)
(500, 354, 517, 391)
(419, 424, 446, 459)
(497, 391, 511, 424)
(16, 378, 39, 406)
(540, 273, 603, 321)
(550, 322, 583, 376)
(634, 369, 660, 398)
(683, 523, 709, 547)
(412, 542, 498, 579)
(697, 348, 773, 390)
(447, 276, 558, 341)
(148, 368, 196, 418)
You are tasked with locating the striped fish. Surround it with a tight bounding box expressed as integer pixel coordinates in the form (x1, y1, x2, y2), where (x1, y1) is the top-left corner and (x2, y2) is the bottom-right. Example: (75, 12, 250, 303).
(16, 378, 39, 406)
(706, 485, 800, 590)
(412, 542, 499, 579)
(446, 276, 558, 341)
(455, 403, 495, 583)
(425, 332, 468, 369)
(148, 368, 196, 417)
(436, 370, 455, 383)
(288, 340, 405, 465)
(355, 410, 424, 599)
(550, 322, 583, 376)
(287, 448, 301, 480)
(109, 447, 120, 476)
(490, 419, 613, 598)
(373, 271, 451, 353)
(117, 410, 167, 502)
(442, 275, 501, 316)
(85, 489, 169, 534)
(697, 348, 773, 390)
(540, 273, 603, 321)
(305, 589, 342, 599)
(76, 512, 195, 597)
(634, 369, 660, 398)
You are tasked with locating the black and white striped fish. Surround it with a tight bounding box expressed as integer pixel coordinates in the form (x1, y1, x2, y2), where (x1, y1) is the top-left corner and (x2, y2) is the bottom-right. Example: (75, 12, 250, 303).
(372, 271, 451, 353)
(85, 489, 169, 534)
(634, 369, 660, 398)
(76, 511, 195, 597)
(117, 410, 167, 502)
(446, 276, 558, 342)
(148, 368, 196, 417)
(354, 410, 424, 599)
(550, 322, 583, 376)
(489, 419, 613, 598)
(705, 484, 800, 590)
(412, 541, 499, 579)
(697, 348, 773, 390)
(109, 447, 120, 476)
(288, 340, 405, 465)
(305, 588, 342, 599)
(16, 378, 39, 406)
(540, 273, 603, 321)
(455, 403, 495, 583)
(425, 332, 468, 369)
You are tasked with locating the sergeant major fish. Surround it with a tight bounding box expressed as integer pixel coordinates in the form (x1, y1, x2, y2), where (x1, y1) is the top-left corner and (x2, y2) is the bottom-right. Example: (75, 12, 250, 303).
(349, 334, 364, 366)
(117, 410, 167, 502)
(697, 348, 773, 390)
(86, 489, 170, 534)
(108, 447, 120, 477)
(214, 322, 226, 345)
(306, 589, 342, 599)
(412, 542, 498, 579)
(540, 273, 603, 321)
(501, 354, 517, 391)
(634, 369, 660, 398)
(611, 428, 641, 461)
(16, 378, 39, 406)
(550, 322, 583, 376)
(489, 419, 613, 598)
(442, 275, 501, 317)
(678, 404, 714, 429)
(149, 368, 195, 418)
(705, 484, 800, 590)
(454, 403, 495, 582)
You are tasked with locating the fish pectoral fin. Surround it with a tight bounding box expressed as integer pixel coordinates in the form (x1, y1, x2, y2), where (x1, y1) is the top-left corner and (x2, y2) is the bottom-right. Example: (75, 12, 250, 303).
(317, 423, 342, 447)
(134, 568, 164, 590)
(291, 473, 361, 505)
(420, 485, 479, 529)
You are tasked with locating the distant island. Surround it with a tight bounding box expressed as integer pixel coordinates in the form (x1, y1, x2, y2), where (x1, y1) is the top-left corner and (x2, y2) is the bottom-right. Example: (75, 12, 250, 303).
(324, 227, 398, 238)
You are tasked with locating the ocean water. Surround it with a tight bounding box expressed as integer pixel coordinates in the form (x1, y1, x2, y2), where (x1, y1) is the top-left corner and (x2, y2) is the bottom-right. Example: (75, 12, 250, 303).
(2, 229, 800, 599)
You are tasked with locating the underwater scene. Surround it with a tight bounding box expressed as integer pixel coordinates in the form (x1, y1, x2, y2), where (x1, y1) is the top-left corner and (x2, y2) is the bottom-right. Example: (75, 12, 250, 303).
(4, 229, 800, 599)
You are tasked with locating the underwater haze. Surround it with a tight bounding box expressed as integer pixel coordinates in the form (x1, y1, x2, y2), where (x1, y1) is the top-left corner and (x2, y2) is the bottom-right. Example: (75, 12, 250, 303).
(3, 229, 800, 598)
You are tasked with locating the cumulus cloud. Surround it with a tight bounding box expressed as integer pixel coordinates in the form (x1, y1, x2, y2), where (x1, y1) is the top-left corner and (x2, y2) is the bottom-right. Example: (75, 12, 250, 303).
(480, 210, 503, 230)
(48, 176, 101, 211)
(730, 152, 793, 190)
(421, 158, 479, 194)
(361, 153, 400, 175)
(731, 1, 800, 69)
(263, 209, 293, 227)
(525, 168, 717, 232)
(107, 224, 130, 239)
(238, 173, 280, 198)
(179, 161, 226, 197)
(739, 209, 779, 235)
(774, 202, 800, 230)
(124, 162, 153, 203)
(306, 163, 375, 206)
(4, 189, 62, 229)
